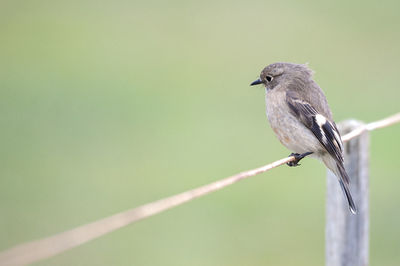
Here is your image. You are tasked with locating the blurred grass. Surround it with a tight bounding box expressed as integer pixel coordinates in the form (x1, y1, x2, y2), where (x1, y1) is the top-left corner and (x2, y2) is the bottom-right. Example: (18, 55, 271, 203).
(0, 0, 399, 265)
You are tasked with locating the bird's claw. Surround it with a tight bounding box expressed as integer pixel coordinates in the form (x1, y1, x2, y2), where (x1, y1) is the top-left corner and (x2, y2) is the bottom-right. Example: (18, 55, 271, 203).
(286, 152, 313, 167)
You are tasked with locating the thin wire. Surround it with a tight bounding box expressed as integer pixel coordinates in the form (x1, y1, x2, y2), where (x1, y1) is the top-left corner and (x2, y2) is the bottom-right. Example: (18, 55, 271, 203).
(341, 113, 400, 142)
(0, 112, 399, 266)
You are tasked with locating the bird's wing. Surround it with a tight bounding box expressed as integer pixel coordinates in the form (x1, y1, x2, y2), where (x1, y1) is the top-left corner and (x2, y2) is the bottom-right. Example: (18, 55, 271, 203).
(285, 90, 344, 165)
(286, 90, 355, 213)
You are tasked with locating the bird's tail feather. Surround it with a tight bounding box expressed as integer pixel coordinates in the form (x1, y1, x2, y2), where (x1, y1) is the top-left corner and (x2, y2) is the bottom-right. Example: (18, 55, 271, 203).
(336, 163, 357, 214)
(323, 155, 357, 214)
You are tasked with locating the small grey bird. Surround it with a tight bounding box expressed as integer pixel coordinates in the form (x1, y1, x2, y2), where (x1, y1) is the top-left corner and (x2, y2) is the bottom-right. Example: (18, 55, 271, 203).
(250, 62, 357, 214)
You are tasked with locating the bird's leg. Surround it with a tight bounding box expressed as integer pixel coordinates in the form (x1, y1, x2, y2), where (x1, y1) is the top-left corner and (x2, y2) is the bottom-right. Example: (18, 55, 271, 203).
(286, 152, 313, 167)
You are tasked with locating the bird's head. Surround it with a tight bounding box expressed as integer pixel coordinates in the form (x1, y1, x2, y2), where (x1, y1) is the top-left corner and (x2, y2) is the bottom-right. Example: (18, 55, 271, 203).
(250, 62, 314, 90)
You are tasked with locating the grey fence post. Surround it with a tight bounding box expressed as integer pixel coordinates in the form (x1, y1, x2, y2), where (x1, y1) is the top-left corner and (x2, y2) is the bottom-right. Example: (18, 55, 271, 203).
(326, 120, 369, 266)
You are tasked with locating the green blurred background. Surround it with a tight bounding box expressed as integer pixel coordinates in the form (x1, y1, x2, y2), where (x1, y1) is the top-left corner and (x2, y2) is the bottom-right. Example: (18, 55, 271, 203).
(1, 0, 399, 265)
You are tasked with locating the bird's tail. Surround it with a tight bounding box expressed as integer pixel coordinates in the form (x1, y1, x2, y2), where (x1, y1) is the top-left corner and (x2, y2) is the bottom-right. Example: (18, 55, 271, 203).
(323, 156, 357, 214)
(335, 162, 357, 214)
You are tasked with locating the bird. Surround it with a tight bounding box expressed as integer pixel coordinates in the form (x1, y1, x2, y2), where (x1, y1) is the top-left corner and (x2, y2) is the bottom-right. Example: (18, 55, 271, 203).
(250, 62, 357, 214)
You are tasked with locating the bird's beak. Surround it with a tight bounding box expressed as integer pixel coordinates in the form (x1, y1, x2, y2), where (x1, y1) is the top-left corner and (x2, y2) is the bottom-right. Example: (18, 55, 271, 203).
(250, 78, 262, 86)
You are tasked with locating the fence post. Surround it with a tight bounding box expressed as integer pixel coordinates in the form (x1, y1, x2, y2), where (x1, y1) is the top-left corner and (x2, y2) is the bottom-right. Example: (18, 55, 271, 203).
(326, 120, 369, 266)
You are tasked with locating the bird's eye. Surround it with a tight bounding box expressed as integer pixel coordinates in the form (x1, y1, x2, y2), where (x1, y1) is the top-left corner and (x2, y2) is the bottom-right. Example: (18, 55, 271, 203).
(266, 75, 273, 82)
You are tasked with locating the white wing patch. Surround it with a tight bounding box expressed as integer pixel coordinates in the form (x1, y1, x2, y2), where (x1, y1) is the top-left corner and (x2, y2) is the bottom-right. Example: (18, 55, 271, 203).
(315, 114, 327, 127)
(315, 114, 343, 156)
(315, 114, 328, 144)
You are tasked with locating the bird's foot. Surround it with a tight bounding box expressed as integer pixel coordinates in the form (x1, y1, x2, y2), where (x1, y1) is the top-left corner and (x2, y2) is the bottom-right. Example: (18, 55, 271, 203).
(287, 152, 313, 167)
